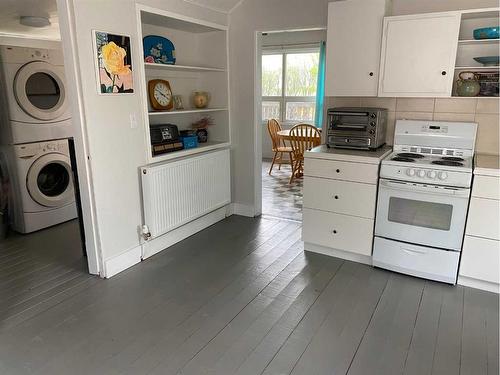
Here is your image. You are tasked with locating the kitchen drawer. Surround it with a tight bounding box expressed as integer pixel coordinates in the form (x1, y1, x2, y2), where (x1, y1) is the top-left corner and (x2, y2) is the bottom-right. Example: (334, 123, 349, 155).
(302, 208, 374, 256)
(373, 236, 460, 284)
(304, 158, 379, 184)
(460, 235, 500, 284)
(303, 177, 377, 218)
(466, 197, 500, 240)
(472, 175, 500, 200)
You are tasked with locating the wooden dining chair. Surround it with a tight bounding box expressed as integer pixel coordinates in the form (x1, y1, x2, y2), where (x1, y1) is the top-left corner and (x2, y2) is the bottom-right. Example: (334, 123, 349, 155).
(288, 124, 321, 183)
(267, 119, 293, 175)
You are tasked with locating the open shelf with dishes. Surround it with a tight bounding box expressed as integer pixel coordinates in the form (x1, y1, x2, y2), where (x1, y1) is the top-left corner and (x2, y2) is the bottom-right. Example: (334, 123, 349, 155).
(453, 8, 499, 98)
(136, 5, 230, 163)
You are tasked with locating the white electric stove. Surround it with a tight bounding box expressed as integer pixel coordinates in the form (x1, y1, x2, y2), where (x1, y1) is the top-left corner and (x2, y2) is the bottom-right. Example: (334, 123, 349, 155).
(373, 120, 478, 284)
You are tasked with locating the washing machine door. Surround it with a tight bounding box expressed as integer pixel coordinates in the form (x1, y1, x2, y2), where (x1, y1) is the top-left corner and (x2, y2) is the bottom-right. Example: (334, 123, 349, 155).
(14, 61, 68, 121)
(26, 154, 74, 208)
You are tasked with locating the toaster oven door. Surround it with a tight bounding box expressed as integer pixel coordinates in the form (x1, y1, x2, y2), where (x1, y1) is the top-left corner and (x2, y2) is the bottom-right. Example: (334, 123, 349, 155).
(329, 112, 370, 132)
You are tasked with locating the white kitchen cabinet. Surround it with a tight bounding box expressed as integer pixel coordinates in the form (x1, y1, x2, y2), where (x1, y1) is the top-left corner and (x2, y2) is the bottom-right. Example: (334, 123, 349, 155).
(302, 146, 391, 264)
(459, 156, 500, 293)
(378, 12, 461, 97)
(325, 0, 390, 96)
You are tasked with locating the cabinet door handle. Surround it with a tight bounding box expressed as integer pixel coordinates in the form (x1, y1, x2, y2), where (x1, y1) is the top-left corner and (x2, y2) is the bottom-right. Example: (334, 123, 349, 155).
(336, 169, 340, 173)
(332, 230, 338, 234)
(441, 71, 447, 76)
(369, 72, 374, 76)
(334, 195, 339, 199)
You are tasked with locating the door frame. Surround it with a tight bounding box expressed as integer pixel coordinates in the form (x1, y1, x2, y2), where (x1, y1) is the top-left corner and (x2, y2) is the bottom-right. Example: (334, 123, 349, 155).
(56, 0, 103, 275)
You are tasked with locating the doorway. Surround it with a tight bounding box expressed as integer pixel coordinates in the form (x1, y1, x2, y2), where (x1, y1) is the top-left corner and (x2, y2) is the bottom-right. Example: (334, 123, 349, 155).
(0, 0, 99, 327)
(258, 29, 326, 222)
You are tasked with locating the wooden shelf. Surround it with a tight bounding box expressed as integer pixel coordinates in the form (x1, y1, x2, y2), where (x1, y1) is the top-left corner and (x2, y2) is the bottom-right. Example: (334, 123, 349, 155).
(458, 39, 499, 46)
(144, 62, 226, 72)
(148, 108, 228, 116)
(150, 141, 230, 163)
(455, 66, 500, 70)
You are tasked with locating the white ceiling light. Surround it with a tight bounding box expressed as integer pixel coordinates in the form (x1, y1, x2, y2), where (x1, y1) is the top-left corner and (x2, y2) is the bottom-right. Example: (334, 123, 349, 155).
(20, 16, 51, 28)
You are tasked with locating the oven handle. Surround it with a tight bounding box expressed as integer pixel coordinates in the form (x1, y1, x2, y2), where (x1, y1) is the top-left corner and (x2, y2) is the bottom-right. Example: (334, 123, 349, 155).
(379, 179, 470, 198)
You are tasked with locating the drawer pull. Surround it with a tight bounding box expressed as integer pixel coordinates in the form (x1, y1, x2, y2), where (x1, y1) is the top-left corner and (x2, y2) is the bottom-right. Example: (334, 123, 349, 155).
(334, 195, 339, 199)
(332, 230, 338, 234)
(336, 169, 340, 173)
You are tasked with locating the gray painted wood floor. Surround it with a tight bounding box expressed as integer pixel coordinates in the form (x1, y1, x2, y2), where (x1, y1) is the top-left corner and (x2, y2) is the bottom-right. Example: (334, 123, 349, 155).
(0, 215, 498, 375)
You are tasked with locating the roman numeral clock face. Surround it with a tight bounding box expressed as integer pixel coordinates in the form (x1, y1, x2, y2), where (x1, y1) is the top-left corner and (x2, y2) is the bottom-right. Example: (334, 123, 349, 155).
(149, 80, 173, 110)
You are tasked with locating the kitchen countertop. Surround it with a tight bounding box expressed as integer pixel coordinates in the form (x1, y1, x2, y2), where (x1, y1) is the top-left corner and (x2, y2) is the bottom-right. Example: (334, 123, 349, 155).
(474, 153, 500, 177)
(305, 145, 392, 165)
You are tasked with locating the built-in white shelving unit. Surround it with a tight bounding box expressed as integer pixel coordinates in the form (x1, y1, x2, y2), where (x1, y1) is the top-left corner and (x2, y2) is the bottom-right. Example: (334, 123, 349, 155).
(136, 5, 230, 163)
(453, 8, 499, 97)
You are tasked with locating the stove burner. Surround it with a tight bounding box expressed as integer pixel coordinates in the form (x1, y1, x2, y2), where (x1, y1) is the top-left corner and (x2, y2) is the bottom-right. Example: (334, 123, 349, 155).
(432, 160, 464, 167)
(392, 157, 416, 162)
(397, 153, 425, 159)
(441, 156, 464, 162)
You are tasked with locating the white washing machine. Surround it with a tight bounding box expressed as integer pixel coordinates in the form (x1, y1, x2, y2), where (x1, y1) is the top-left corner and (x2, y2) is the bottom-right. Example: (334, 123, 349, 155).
(4, 139, 77, 233)
(0, 46, 73, 145)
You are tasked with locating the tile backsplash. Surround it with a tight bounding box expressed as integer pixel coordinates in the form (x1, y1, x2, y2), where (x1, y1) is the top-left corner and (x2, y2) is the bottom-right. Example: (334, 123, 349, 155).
(326, 97, 500, 155)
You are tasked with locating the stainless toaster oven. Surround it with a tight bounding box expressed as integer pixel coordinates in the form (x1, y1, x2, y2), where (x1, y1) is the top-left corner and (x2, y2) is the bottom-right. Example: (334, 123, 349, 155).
(326, 107, 387, 150)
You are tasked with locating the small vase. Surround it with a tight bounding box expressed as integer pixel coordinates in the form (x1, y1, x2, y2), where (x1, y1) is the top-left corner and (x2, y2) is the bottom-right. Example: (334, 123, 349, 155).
(192, 91, 210, 108)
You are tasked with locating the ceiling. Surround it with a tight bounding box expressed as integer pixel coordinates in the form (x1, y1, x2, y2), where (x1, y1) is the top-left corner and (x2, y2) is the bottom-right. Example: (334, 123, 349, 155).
(0, 0, 60, 41)
(183, 0, 244, 13)
(0, 0, 245, 42)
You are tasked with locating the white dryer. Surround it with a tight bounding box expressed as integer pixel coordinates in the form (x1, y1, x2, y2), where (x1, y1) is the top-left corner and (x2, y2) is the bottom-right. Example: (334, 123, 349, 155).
(0, 46, 73, 144)
(5, 139, 77, 233)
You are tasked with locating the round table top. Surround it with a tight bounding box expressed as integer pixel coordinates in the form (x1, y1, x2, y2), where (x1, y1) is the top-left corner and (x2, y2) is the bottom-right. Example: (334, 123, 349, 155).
(277, 129, 321, 140)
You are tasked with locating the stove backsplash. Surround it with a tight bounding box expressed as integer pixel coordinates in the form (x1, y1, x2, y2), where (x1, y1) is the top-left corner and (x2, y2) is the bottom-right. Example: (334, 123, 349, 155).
(325, 97, 499, 155)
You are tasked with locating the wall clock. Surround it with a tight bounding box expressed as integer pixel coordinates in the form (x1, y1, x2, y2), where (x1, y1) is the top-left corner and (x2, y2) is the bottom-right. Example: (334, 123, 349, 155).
(148, 79, 174, 111)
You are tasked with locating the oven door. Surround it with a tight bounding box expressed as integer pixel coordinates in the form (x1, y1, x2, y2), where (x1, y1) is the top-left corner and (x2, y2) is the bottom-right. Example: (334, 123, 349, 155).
(375, 179, 470, 251)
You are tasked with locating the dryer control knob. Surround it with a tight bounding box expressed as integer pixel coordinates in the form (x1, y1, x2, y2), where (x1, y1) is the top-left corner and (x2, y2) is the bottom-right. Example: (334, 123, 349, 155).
(438, 171, 448, 180)
(47, 144, 56, 150)
(417, 170, 426, 178)
(406, 168, 415, 177)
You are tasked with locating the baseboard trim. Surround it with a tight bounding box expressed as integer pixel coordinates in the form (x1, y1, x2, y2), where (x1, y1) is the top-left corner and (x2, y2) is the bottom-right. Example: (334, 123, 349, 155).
(458, 275, 499, 294)
(231, 203, 255, 217)
(304, 242, 372, 265)
(103, 244, 142, 278)
(142, 205, 229, 260)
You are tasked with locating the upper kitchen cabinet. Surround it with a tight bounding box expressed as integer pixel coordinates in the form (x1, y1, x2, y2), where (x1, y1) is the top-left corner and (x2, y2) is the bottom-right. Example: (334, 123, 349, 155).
(378, 12, 461, 97)
(325, 0, 391, 97)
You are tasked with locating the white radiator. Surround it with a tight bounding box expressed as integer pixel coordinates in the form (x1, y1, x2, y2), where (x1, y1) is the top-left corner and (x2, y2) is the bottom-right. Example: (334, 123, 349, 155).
(141, 149, 231, 239)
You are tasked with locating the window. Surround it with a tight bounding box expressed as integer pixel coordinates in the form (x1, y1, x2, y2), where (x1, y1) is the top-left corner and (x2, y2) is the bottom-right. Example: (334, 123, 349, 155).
(262, 50, 319, 123)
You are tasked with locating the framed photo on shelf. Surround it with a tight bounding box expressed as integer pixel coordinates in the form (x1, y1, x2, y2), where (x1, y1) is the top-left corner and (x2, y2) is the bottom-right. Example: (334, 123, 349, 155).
(93, 31, 134, 94)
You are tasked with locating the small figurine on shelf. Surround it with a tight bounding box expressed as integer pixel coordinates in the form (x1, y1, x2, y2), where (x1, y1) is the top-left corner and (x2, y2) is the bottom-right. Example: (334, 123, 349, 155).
(173, 95, 184, 110)
(191, 116, 214, 143)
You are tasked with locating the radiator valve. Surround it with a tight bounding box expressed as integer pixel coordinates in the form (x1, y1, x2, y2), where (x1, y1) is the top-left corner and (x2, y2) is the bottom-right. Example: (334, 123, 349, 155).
(141, 225, 151, 241)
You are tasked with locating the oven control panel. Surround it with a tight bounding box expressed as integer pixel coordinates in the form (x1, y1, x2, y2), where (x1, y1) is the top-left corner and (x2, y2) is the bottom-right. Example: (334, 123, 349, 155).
(405, 168, 447, 180)
(380, 164, 471, 188)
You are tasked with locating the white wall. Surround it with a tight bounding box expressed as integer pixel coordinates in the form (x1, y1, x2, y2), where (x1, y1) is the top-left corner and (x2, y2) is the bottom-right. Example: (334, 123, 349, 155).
(229, 0, 499, 215)
(229, 0, 330, 215)
(60, 0, 227, 270)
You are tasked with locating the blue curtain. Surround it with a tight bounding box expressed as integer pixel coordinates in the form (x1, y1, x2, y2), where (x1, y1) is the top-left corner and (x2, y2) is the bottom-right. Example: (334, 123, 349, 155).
(314, 41, 326, 128)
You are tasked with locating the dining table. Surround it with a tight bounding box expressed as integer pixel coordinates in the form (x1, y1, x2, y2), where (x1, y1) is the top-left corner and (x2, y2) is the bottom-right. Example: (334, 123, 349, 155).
(277, 128, 322, 142)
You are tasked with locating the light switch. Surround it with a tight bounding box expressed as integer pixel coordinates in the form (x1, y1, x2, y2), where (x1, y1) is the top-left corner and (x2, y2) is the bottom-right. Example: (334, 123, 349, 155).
(129, 113, 138, 129)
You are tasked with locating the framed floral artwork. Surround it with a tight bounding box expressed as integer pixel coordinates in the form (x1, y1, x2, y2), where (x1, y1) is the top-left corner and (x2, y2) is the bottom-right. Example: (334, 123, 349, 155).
(93, 31, 134, 94)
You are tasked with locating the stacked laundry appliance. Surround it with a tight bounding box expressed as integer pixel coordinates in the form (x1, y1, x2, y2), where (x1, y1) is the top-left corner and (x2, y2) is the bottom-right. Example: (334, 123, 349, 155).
(0, 46, 77, 233)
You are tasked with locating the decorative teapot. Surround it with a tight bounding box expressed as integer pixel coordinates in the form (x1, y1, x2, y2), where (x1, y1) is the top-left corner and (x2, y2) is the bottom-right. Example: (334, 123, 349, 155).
(456, 71, 480, 97)
(192, 91, 210, 108)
